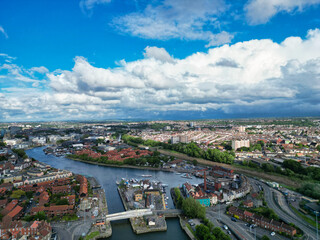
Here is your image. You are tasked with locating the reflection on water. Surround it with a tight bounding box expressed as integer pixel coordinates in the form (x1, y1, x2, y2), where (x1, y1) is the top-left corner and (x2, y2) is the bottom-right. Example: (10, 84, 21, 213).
(27, 147, 203, 239)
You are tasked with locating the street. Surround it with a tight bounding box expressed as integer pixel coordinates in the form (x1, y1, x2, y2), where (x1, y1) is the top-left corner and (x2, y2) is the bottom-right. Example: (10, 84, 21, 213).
(250, 178, 317, 240)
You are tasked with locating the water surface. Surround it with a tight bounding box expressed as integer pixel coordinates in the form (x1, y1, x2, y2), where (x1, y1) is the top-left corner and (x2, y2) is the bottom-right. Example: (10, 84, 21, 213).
(27, 147, 203, 239)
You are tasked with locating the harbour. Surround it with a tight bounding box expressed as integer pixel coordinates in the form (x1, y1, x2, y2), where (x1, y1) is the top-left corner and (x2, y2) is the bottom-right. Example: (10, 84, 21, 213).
(26, 147, 203, 239)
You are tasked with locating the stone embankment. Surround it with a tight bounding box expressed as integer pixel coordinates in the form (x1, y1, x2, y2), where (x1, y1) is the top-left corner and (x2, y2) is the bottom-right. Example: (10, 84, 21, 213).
(117, 187, 167, 234)
(85, 180, 112, 239)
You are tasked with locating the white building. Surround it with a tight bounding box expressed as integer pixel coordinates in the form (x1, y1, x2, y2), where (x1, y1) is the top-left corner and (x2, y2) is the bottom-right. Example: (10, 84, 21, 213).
(171, 136, 179, 144)
(232, 139, 250, 150)
(238, 126, 246, 133)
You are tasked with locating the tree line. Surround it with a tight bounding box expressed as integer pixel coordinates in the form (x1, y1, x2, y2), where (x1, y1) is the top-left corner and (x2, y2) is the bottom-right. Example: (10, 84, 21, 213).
(122, 135, 235, 164)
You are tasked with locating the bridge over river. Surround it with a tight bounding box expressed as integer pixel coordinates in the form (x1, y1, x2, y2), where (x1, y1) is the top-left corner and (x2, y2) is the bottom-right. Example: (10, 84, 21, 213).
(106, 209, 182, 221)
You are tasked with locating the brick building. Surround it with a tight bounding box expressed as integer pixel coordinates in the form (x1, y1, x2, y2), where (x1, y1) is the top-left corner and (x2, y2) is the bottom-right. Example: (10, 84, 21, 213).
(228, 206, 296, 236)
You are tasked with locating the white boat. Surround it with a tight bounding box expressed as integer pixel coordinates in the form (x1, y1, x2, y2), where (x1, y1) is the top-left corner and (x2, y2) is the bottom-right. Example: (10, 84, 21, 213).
(181, 173, 192, 179)
(141, 174, 152, 177)
(175, 172, 181, 175)
(161, 184, 168, 187)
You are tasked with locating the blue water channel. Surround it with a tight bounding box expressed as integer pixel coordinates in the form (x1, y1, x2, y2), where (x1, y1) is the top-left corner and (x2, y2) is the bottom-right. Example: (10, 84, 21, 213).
(26, 147, 204, 239)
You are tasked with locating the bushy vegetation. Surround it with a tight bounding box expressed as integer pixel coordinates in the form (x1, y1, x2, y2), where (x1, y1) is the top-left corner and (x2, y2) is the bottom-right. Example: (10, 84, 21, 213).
(10, 190, 26, 199)
(174, 188, 206, 219)
(55, 198, 69, 205)
(182, 197, 206, 219)
(24, 211, 47, 221)
(250, 207, 279, 220)
(85, 231, 100, 240)
(195, 221, 231, 240)
(12, 149, 28, 159)
(122, 135, 235, 164)
(67, 154, 124, 166)
(297, 183, 320, 200)
(237, 142, 264, 152)
(244, 158, 320, 180)
(62, 214, 79, 221)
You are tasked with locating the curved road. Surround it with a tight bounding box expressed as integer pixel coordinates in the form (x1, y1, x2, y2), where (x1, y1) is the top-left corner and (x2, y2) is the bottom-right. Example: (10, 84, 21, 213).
(252, 179, 317, 240)
(206, 208, 255, 240)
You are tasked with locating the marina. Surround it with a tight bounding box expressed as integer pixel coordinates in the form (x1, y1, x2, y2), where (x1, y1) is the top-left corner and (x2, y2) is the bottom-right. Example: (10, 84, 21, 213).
(26, 147, 203, 239)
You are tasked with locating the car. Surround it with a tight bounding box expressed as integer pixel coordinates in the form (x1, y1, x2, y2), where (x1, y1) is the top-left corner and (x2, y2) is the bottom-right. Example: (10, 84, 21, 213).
(223, 225, 228, 230)
(270, 232, 276, 236)
(227, 230, 231, 235)
(231, 217, 237, 222)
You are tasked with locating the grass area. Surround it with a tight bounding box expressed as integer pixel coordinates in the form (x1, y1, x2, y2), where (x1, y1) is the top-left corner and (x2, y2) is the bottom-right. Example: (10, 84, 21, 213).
(62, 214, 79, 221)
(85, 231, 100, 240)
(289, 204, 320, 230)
(278, 184, 296, 191)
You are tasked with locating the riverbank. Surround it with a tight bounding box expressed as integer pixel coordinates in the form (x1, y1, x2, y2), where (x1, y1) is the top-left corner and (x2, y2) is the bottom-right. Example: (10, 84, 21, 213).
(67, 155, 192, 173)
(85, 185, 112, 239)
(157, 149, 301, 188)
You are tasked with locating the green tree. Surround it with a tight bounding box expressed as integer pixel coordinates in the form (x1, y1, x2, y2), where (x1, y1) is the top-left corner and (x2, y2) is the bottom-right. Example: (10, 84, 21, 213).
(10, 190, 26, 199)
(34, 211, 47, 220)
(56, 198, 69, 205)
(182, 197, 206, 219)
(174, 188, 183, 208)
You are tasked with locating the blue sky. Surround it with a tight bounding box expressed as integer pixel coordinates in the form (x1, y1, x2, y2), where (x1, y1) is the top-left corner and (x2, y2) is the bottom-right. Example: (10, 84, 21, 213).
(0, 0, 320, 121)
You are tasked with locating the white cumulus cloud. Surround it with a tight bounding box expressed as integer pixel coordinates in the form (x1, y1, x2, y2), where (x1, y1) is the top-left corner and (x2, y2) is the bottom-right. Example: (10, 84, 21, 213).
(111, 0, 233, 47)
(245, 0, 320, 25)
(1, 29, 320, 120)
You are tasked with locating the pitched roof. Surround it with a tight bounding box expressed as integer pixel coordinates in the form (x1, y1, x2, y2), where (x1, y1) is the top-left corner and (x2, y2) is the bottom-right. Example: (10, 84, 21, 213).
(7, 205, 23, 218)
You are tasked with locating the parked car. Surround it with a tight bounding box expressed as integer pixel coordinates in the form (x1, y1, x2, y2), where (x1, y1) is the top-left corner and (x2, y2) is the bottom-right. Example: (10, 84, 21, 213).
(231, 217, 237, 222)
(223, 225, 228, 230)
(271, 232, 276, 236)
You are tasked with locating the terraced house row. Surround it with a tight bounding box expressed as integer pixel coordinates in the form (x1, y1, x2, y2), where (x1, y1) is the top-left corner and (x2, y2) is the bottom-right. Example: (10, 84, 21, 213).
(228, 206, 296, 236)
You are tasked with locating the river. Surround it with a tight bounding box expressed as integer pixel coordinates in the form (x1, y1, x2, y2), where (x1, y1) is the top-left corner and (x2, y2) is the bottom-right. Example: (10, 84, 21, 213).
(26, 147, 204, 240)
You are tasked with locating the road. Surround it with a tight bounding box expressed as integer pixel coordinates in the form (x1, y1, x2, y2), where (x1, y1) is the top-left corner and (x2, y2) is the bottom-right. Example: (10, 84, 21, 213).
(106, 208, 153, 221)
(207, 206, 255, 240)
(251, 179, 317, 240)
(207, 206, 288, 240)
(52, 208, 95, 240)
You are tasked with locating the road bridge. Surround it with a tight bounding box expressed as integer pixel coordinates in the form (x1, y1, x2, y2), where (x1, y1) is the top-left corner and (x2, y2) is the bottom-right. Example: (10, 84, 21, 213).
(105, 209, 153, 221)
(105, 209, 182, 221)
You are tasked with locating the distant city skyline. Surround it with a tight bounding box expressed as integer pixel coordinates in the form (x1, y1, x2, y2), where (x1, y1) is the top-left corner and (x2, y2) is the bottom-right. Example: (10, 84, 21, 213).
(0, 0, 320, 121)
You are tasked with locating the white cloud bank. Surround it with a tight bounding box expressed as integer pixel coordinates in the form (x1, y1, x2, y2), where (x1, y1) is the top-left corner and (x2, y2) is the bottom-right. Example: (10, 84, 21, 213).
(245, 0, 320, 25)
(1, 29, 320, 120)
(111, 0, 233, 47)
